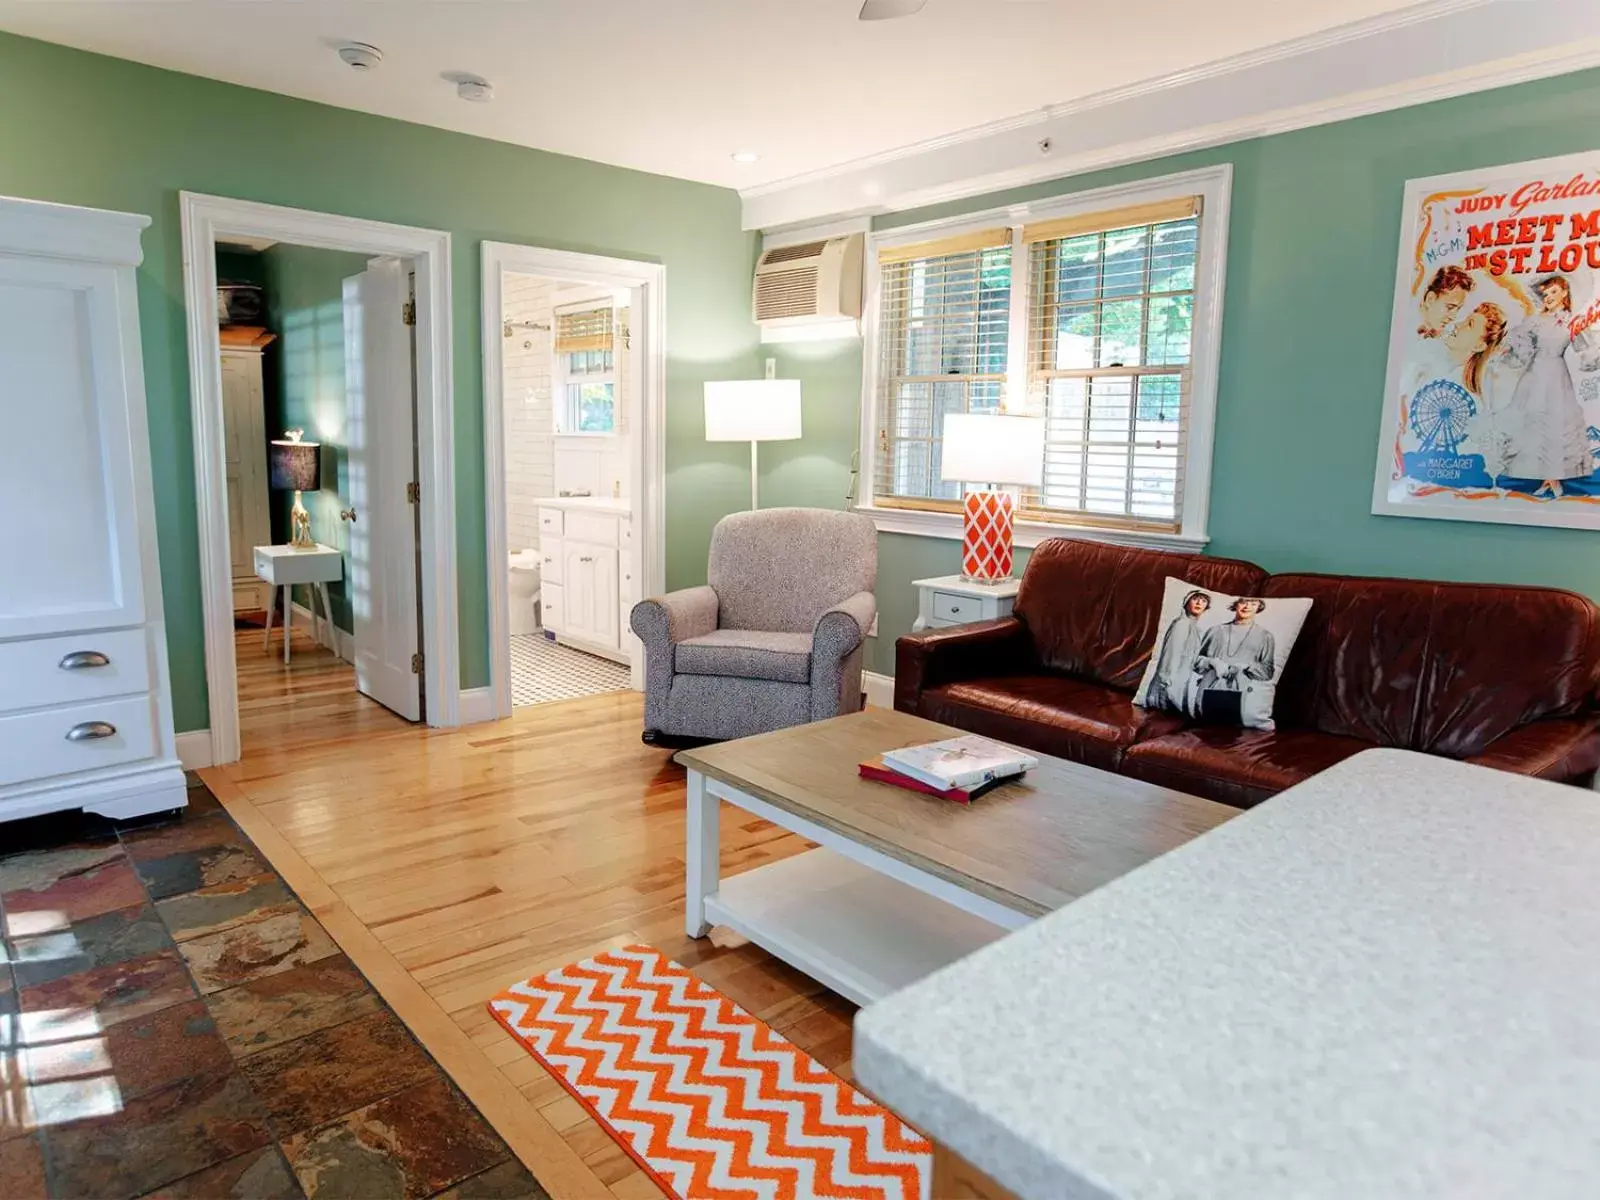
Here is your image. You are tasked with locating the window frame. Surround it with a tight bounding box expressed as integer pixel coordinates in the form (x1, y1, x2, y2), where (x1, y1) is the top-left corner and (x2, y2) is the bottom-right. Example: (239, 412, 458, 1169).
(857, 164, 1232, 552)
(553, 301, 619, 437)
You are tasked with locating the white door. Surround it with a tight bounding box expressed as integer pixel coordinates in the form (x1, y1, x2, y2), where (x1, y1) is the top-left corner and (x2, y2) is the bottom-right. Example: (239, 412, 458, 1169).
(0, 256, 145, 639)
(342, 259, 421, 721)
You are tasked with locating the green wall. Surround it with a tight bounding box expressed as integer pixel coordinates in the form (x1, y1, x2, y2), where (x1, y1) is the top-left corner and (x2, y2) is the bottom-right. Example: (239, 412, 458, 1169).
(774, 66, 1600, 674)
(0, 31, 761, 731)
(260, 243, 371, 632)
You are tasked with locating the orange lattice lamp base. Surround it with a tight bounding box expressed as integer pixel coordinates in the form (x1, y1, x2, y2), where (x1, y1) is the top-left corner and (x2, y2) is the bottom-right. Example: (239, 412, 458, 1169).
(962, 490, 1015, 581)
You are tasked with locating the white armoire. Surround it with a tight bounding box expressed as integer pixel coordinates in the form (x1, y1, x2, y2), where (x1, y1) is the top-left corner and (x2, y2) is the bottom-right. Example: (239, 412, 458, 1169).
(0, 195, 186, 821)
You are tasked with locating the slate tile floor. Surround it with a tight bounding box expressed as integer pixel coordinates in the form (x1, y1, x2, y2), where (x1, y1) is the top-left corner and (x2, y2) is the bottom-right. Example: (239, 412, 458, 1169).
(0, 776, 551, 1200)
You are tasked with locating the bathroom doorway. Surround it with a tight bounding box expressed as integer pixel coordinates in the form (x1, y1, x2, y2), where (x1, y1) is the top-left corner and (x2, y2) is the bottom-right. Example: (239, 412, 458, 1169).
(482, 244, 664, 715)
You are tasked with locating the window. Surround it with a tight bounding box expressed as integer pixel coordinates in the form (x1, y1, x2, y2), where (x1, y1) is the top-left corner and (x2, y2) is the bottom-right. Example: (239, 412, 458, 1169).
(554, 304, 616, 434)
(863, 170, 1226, 545)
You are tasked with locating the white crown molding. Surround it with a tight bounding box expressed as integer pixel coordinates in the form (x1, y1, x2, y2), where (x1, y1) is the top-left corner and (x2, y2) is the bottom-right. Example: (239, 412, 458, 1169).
(742, 0, 1600, 230)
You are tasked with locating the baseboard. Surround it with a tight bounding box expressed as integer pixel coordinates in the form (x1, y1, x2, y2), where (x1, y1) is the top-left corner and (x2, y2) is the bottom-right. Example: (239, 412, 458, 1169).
(862, 670, 895, 710)
(175, 729, 214, 771)
(458, 687, 498, 726)
(290, 600, 353, 662)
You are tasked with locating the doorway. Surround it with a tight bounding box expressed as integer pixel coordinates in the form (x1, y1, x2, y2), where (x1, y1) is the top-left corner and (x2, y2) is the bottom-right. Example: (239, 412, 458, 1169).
(481, 243, 666, 719)
(180, 193, 459, 768)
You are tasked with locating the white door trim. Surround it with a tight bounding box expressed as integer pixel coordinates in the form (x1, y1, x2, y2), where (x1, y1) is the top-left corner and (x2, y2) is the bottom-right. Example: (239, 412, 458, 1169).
(481, 241, 666, 720)
(179, 192, 458, 766)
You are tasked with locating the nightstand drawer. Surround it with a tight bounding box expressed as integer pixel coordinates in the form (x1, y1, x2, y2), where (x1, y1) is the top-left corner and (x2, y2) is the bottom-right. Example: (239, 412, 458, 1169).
(931, 591, 984, 624)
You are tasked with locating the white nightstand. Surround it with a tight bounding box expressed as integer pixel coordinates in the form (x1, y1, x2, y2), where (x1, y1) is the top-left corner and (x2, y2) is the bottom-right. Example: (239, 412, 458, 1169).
(912, 574, 1021, 632)
(254, 544, 344, 664)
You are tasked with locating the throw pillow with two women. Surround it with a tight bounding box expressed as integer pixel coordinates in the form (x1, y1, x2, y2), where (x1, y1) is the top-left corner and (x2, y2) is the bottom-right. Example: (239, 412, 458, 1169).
(1132, 577, 1313, 731)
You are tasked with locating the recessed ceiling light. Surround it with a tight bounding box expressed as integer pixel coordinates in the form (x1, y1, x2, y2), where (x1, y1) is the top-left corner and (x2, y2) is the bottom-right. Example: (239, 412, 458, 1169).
(731, 151, 761, 164)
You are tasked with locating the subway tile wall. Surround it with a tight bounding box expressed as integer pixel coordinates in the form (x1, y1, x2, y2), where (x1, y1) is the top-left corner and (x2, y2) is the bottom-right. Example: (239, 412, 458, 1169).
(503, 271, 555, 553)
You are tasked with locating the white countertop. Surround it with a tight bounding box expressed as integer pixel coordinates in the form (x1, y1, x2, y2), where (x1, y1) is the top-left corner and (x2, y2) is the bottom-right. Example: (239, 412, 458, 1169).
(534, 495, 631, 516)
(853, 748, 1600, 1200)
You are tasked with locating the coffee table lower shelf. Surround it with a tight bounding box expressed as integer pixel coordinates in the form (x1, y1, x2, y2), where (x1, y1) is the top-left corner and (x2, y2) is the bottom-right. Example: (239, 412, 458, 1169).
(702, 847, 1010, 1007)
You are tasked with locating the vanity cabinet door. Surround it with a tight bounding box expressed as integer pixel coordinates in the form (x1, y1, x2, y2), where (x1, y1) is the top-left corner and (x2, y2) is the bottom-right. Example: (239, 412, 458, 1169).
(0, 255, 145, 638)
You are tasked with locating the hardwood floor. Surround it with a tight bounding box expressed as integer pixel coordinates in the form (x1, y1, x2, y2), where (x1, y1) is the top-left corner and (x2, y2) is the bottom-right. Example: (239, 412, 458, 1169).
(203, 626, 855, 1199)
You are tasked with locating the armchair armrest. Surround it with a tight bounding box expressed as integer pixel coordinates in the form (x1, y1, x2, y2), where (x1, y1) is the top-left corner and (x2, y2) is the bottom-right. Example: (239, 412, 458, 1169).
(630, 585, 718, 647)
(894, 617, 1035, 714)
(630, 586, 718, 732)
(1465, 715, 1600, 783)
(811, 590, 877, 721)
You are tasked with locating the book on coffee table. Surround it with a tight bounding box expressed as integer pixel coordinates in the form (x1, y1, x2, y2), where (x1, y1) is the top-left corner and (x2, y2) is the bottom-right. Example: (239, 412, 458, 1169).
(881, 734, 1038, 792)
(857, 755, 1015, 805)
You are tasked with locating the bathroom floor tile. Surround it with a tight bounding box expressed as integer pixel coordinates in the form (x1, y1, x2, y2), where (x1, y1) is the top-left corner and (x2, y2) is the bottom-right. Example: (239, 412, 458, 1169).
(206, 955, 381, 1059)
(176, 909, 339, 995)
(136, 1145, 302, 1200)
(433, 1158, 552, 1199)
(9, 904, 174, 990)
(43, 1067, 273, 1200)
(156, 873, 298, 943)
(238, 1009, 435, 1136)
(16, 950, 196, 1034)
(282, 1077, 510, 1200)
(23, 999, 231, 1109)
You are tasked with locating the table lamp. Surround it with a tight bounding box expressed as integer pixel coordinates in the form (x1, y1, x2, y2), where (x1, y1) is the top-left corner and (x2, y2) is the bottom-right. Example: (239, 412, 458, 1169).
(269, 429, 322, 549)
(940, 412, 1045, 581)
(704, 378, 802, 510)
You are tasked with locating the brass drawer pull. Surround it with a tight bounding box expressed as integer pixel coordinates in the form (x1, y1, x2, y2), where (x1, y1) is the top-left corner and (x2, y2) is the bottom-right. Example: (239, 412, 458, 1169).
(66, 721, 117, 742)
(59, 650, 111, 670)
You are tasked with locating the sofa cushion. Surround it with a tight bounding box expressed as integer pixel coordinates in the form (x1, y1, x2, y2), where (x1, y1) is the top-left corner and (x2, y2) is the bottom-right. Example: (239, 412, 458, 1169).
(1266, 573, 1600, 757)
(1121, 726, 1375, 809)
(675, 629, 812, 684)
(917, 674, 1187, 771)
(1015, 540, 1267, 692)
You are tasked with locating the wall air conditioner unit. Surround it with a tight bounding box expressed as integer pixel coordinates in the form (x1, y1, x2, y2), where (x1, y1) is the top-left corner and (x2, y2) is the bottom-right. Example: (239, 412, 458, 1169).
(753, 234, 864, 342)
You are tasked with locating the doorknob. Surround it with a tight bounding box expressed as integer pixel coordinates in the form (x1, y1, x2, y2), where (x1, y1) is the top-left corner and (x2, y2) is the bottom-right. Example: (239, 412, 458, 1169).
(341, 508, 358, 523)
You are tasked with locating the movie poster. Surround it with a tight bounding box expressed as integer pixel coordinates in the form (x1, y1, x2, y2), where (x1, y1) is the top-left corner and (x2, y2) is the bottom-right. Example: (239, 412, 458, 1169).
(1372, 149, 1600, 529)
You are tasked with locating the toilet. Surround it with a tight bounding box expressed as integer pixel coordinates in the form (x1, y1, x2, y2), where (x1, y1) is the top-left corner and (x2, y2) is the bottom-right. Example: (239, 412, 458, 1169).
(508, 550, 542, 635)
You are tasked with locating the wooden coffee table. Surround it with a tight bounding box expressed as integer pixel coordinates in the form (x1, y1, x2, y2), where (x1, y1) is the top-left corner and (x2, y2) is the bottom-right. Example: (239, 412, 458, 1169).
(676, 708, 1234, 1006)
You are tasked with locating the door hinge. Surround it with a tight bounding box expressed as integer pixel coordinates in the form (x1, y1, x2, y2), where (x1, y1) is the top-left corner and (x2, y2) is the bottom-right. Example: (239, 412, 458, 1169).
(402, 301, 416, 326)
(411, 652, 424, 674)
(406, 481, 420, 504)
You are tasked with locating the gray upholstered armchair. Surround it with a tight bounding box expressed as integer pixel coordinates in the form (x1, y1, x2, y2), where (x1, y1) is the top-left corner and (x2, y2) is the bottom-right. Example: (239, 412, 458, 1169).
(630, 508, 878, 744)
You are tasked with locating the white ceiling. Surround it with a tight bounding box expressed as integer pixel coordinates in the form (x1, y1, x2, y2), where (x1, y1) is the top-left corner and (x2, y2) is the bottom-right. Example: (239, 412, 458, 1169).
(0, 0, 1425, 191)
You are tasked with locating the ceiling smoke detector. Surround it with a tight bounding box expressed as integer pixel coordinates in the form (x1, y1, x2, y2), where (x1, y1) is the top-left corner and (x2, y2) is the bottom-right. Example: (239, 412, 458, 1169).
(456, 76, 494, 103)
(336, 42, 383, 71)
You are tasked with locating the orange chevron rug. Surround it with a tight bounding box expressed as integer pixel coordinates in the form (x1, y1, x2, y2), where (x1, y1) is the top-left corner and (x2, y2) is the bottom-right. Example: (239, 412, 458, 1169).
(488, 945, 930, 1200)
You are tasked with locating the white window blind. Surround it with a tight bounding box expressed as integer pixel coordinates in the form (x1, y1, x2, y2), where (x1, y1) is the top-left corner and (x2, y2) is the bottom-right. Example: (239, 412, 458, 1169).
(1023, 197, 1201, 531)
(872, 228, 1012, 509)
(554, 304, 613, 354)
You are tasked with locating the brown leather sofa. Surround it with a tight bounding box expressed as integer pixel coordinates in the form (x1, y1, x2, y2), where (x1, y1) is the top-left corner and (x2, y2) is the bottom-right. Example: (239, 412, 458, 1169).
(895, 539, 1600, 807)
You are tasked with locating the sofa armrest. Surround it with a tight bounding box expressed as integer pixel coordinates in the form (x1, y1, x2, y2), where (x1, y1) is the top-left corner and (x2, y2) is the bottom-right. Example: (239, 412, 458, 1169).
(630, 587, 718, 731)
(811, 591, 877, 721)
(1465, 716, 1600, 783)
(894, 617, 1035, 714)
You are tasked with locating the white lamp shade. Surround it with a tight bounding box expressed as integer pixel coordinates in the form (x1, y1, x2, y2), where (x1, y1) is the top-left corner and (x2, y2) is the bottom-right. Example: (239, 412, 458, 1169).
(704, 379, 803, 442)
(939, 412, 1046, 486)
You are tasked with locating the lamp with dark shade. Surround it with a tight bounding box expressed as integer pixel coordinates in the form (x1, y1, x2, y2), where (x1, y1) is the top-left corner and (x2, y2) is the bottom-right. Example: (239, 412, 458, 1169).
(269, 429, 322, 549)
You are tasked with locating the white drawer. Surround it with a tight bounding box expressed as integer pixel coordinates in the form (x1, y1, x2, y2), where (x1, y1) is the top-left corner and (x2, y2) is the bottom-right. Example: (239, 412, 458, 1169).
(541, 583, 564, 632)
(0, 628, 151, 714)
(538, 508, 564, 537)
(0, 694, 157, 788)
(254, 546, 343, 586)
(932, 591, 982, 624)
(565, 512, 619, 547)
(540, 536, 564, 584)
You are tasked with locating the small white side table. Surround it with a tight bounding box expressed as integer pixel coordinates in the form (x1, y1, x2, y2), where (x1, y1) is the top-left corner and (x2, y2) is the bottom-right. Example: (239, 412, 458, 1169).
(254, 544, 344, 664)
(912, 574, 1021, 632)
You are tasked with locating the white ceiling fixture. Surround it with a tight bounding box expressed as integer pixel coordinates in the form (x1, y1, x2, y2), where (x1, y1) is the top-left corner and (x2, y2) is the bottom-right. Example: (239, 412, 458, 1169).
(731, 151, 761, 164)
(336, 41, 382, 70)
(455, 75, 493, 103)
(858, 0, 927, 19)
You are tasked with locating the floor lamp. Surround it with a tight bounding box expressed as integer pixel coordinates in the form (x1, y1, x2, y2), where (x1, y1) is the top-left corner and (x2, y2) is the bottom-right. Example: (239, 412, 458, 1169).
(704, 378, 802, 509)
